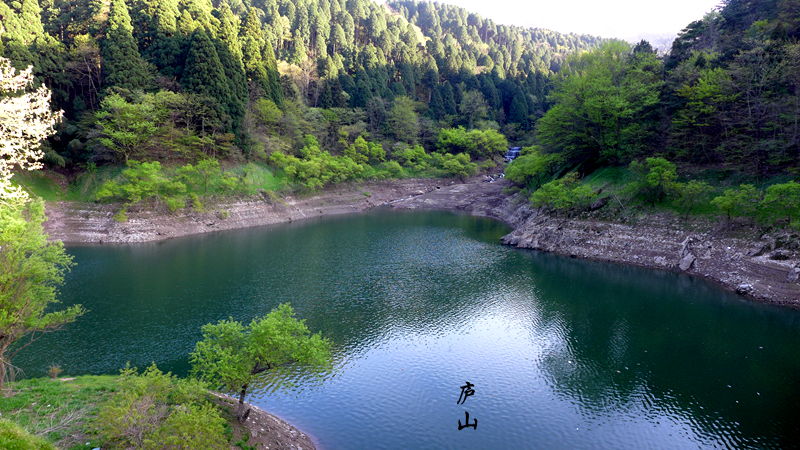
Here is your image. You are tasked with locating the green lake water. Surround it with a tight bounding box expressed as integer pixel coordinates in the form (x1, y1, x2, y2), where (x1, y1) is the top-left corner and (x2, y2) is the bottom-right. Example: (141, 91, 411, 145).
(17, 210, 800, 449)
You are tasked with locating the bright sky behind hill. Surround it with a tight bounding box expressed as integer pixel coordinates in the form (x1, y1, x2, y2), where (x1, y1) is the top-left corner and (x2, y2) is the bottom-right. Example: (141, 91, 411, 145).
(385, 0, 723, 48)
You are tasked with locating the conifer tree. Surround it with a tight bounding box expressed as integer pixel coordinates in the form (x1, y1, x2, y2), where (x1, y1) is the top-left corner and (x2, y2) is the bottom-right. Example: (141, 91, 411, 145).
(102, 0, 150, 91)
(182, 28, 230, 116)
(214, 40, 246, 133)
(240, 8, 271, 98)
(137, 0, 182, 76)
(263, 38, 282, 104)
(428, 85, 445, 119)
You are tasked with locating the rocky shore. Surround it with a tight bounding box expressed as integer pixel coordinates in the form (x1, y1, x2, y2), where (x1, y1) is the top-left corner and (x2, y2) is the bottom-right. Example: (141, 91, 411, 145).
(43, 178, 449, 244)
(390, 179, 800, 307)
(44, 177, 800, 305)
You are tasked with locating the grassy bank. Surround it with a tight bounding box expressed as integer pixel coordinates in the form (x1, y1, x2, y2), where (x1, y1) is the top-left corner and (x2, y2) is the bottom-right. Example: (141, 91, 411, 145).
(0, 369, 270, 450)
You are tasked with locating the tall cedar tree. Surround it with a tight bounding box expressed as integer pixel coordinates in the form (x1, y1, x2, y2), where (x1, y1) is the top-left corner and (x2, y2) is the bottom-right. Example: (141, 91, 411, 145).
(102, 0, 149, 91)
(263, 37, 282, 105)
(136, 0, 182, 77)
(240, 8, 272, 100)
(182, 29, 231, 120)
(214, 4, 247, 133)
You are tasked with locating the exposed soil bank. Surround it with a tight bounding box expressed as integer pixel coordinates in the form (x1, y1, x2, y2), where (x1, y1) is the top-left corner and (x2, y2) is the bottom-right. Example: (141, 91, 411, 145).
(44, 177, 800, 306)
(211, 393, 317, 450)
(43, 178, 451, 244)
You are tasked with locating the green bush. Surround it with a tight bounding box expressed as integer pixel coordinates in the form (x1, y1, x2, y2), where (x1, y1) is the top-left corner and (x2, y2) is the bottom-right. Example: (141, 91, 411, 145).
(436, 127, 508, 159)
(711, 184, 761, 220)
(0, 419, 54, 450)
(96, 161, 187, 220)
(392, 144, 431, 171)
(433, 153, 478, 179)
(505, 146, 563, 189)
(628, 157, 678, 205)
(761, 181, 800, 225)
(94, 364, 226, 449)
(530, 173, 596, 212)
(143, 404, 228, 450)
(676, 180, 714, 216)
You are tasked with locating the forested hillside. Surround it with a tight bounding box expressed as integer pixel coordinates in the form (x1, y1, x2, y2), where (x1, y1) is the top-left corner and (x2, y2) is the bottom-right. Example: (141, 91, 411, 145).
(2, 0, 798, 225)
(504, 0, 800, 227)
(533, 0, 800, 174)
(0, 0, 602, 169)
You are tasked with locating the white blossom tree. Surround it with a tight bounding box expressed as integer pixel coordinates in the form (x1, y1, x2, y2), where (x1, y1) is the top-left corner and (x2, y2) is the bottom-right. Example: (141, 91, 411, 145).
(0, 56, 63, 204)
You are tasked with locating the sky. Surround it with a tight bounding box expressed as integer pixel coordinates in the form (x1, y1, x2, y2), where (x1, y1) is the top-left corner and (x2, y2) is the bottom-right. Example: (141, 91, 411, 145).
(392, 0, 723, 47)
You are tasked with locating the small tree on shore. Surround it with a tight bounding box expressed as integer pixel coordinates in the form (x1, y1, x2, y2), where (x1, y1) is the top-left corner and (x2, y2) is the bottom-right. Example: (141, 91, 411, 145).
(190, 303, 332, 422)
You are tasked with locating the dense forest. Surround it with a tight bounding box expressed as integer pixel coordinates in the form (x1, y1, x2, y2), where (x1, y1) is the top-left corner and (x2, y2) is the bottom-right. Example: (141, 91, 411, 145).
(503, 0, 800, 226)
(0, 0, 601, 165)
(1, 0, 798, 224)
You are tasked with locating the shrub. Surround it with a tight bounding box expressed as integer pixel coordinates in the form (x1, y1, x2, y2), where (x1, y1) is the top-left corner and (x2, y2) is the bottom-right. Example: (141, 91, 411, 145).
(94, 364, 225, 449)
(392, 144, 431, 171)
(711, 184, 761, 220)
(530, 173, 596, 212)
(0, 418, 54, 450)
(505, 146, 563, 189)
(676, 180, 713, 216)
(96, 161, 187, 220)
(628, 157, 678, 205)
(761, 181, 800, 225)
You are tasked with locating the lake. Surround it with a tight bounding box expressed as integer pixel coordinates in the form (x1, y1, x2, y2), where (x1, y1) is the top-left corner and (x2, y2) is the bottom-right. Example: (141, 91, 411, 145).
(18, 210, 800, 449)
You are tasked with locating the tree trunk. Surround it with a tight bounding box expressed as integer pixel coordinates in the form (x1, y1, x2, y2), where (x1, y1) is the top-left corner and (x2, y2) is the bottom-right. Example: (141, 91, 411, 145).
(236, 384, 250, 422)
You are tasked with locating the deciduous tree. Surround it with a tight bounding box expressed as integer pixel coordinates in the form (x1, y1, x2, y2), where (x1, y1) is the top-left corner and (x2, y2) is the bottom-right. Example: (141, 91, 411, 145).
(190, 303, 332, 422)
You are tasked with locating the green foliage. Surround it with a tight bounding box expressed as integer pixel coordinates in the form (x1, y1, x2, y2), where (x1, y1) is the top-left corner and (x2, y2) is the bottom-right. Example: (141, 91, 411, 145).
(505, 146, 563, 189)
(628, 157, 679, 205)
(380, 160, 406, 178)
(711, 184, 762, 220)
(761, 181, 800, 225)
(96, 161, 187, 218)
(387, 96, 419, 144)
(190, 303, 332, 421)
(433, 152, 478, 180)
(102, 0, 150, 91)
(676, 180, 714, 216)
(392, 144, 432, 171)
(0, 200, 85, 389)
(436, 127, 508, 159)
(253, 99, 283, 135)
(143, 403, 228, 450)
(182, 29, 231, 123)
(344, 136, 385, 164)
(530, 173, 596, 212)
(0, 418, 54, 450)
(95, 364, 227, 449)
(91, 94, 158, 163)
(176, 159, 222, 195)
(537, 41, 662, 165)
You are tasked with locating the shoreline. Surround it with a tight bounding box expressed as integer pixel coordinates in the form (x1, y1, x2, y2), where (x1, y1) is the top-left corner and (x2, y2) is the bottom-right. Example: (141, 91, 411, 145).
(44, 177, 800, 307)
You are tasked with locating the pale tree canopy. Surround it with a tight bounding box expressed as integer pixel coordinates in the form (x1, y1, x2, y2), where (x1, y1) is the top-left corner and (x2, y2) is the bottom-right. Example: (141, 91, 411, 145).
(0, 56, 63, 204)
